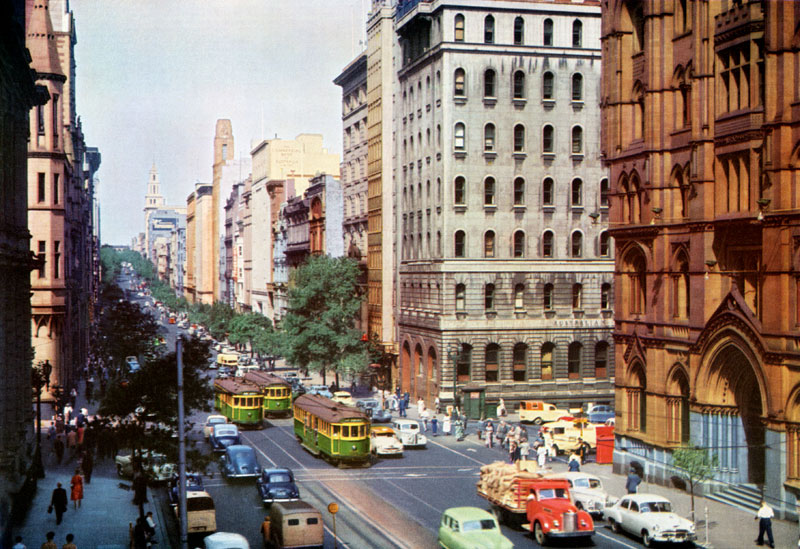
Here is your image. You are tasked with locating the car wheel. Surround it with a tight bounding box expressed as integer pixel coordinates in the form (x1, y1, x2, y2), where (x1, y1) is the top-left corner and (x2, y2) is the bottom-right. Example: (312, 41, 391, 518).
(533, 521, 547, 545)
(534, 417, 543, 425)
(116, 464, 124, 477)
(642, 530, 653, 547)
(609, 518, 621, 534)
(552, 444, 560, 456)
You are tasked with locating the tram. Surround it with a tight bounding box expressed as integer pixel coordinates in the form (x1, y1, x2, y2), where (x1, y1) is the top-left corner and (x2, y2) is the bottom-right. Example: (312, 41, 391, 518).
(213, 378, 264, 428)
(292, 393, 370, 466)
(243, 371, 292, 418)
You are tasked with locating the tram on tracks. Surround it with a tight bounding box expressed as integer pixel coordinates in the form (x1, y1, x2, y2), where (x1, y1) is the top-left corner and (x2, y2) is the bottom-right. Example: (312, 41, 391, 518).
(213, 378, 264, 428)
(292, 393, 370, 467)
(243, 371, 292, 418)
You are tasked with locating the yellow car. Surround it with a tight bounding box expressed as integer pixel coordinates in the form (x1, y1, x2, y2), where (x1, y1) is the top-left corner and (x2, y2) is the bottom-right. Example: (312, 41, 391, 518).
(331, 391, 355, 407)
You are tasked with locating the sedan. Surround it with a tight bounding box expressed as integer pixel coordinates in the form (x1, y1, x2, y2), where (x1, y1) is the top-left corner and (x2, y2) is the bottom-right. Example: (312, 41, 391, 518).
(331, 391, 355, 407)
(356, 399, 392, 423)
(307, 385, 333, 399)
(437, 507, 512, 549)
(220, 445, 262, 479)
(587, 404, 615, 424)
(603, 493, 696, 547)
(115, 450, 175, 483)
(203, 415, 228, 439)
(256, 467, 300, 505)
(210, 424, 241, 453)
(168, 472, 205, 504)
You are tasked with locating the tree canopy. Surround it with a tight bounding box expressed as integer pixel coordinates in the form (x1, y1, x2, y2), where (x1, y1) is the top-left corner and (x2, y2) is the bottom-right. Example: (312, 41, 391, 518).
(95, 284, 161, 367)
(672, 446, 719, 521)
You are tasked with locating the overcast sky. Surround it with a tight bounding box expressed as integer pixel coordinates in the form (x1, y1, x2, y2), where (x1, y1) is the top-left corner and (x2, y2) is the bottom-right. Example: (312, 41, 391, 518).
(72, 0, 368, 245)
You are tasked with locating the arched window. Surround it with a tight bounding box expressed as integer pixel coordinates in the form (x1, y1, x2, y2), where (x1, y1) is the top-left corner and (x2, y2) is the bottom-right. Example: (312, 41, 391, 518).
(456, 343, 472, 382)
(514, 283, 525, 310)
(484, 15, 494, 43)
(484, 230, 495, 258)
(454, 176, 466, 205)
(455, 283, 466, 311)
(454, 13, 465, 42)
(485, 343, 499, 381)
(629, 174, 642, 223)
(415, 344, 423, 375)
(542, 72, 554, 99)
(572, 73, 583, 101)
(572, 283, 582, 309)
(541, 342, 554, 380)
(437, 231, 442, 256)
(667, 367, 690, 443)
(572, 126, 583, 154)
(543, 283, 554, 310)
(513, 124, 525, 152)
(484, 69, 496, 98)
(514, 16, 525, 45)
(542, 230, 554, 258)
(571, 231, 583, 257)
(624, 249, 647, 314)
(673, 252, 690, 319)
(513, 343, 527, 381)
(484, 123, 495, 151)
(601, 282, 611, 309)
(513, 230, 525, 258)
(542, 177, 554, 205)
(428, 347, 438, 382)
(485, 283, 495, 311)
(484, 177, 495, 205)
(513, 177, 525, 205)
(542, 125, 554, 153)
(595, 342, 609, 378)
(454, 68, 465, 97)
(572, 19, 583, 48)
(571, 178, 583, 206)
(454, 122, 466, 151)
(568, 342, 582, 379)
(599, 231, 610, 257)
(513, 71, 525, 99)
(543, 18, 553, 46)
(600, 178, 609, 208)
(454, 230, 466, 257)
(628, 362, 646, 432)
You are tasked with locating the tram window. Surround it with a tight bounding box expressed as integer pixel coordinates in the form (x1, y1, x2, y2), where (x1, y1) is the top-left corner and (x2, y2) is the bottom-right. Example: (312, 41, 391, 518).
(333, 425, 340, 436)
(307, 517, 319, 525)
(288, 519, 300, 526)
(234, 397, 240, 406)
(359, 425, 365, 437)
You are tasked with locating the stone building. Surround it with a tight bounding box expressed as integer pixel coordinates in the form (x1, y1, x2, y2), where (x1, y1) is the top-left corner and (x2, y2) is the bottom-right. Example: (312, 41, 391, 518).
(307, 174, 345, 257)
(394, 0, 613, 408)
(223, 182, 242, 308)
(602, 0, 800, 515)
(185, 182, 213, 304)
(284, 195, 311, 270)
(272, 202, 289, 323)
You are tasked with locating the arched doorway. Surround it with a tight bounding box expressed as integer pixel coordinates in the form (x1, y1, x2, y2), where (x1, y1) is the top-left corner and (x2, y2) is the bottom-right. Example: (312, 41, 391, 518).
(413, 344, 423, 399)
(401, 342, 411, 393)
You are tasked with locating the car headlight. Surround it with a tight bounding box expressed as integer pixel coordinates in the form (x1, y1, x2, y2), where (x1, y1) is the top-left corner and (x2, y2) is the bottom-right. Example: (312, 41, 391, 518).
(652, 524, 661, 532)
(552, 520, 559, 527)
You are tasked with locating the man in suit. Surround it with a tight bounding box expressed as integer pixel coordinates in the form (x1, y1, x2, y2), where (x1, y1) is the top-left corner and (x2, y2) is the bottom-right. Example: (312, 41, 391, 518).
(50, 483, 68, 525)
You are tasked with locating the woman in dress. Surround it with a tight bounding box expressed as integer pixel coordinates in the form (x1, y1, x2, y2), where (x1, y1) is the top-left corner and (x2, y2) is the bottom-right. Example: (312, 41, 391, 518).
(70, 468, 83, 509)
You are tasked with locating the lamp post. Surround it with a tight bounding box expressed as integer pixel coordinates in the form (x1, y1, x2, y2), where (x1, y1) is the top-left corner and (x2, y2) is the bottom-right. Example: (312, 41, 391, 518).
(447, 345, 461, 412)
(31, 361, 51, 479)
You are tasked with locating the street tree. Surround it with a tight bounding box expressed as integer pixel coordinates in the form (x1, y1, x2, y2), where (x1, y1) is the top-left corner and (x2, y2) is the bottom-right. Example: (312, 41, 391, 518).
(672, 446, 719, 522)
(280, 255, 366, 385)
(228, 312, 273, 356)
(96, 285, 161, 368)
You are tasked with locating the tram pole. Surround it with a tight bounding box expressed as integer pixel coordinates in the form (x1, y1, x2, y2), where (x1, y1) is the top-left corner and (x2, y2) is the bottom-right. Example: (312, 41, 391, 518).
(177, 335, 188, 549)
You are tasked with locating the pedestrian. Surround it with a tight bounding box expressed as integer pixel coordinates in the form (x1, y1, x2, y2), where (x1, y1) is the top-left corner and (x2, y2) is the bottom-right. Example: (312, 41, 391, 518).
(144, 511, 157, 545)
(12, 535, 26, 549)
(434, 396, 441, 415)
(626, 468, 642, 494)
(260, 515, 271, 546)
(575, 437, 590, 464)
(442, 415, 452, 436)
(568, 452, 581, 472)
(53, 433, 64, 464)
(76, 425, 85, 448)
(40, 532, 57, 549)
(496, 420, 509, 449)
(66, 428, 76, 455)
(133, 469, 148, 505)
(85, 375, 94, 401)
(484, 420, 494, 448)
(421, 408, 430, 431)
(519, 439, 530, 462)
(62, 533, 76, 549)
(431, 416, 438, 436)
(81, 449, 93, 484)
(546, 432, 556, 462)
(70, 468, 83, 509)
(49, 483, 68, 525)
(132, 517, 148, 549)
(398, 397, 407, 418)
(63, 404, 72, 424)
(508, 439, 519, 463)
(417, 397, 425, 416)
(755, 499, 775, 548)
(497, 398, 507, 418)
(69, 387, 77, 407)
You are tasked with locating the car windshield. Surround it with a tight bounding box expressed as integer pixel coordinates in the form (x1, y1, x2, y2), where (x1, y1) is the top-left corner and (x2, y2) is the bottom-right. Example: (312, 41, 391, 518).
(362, 401, 378, 409)
(640, 501, 672, 513)
(216, 428, 237, 437)
(269, 473, 291, 483)
(399, 423, 417, 431)
(573, 478, 601, 489)
(538, 489, 569, 499)
(208, 418, 225, 425)
(462, 519, 497, 532)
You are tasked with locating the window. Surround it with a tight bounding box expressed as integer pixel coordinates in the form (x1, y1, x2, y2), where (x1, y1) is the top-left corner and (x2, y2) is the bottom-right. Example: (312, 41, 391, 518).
(541, 342, 554, 380)
(514, 284, 525, 310)
(485, 283, 495, 311)
(513, 343, 527, 381)
(513, 177, 525, 205)
(572, 19, 583, 48)
(53, 173, 59, 204)
(454, 14, 465, 42)
(37, 241, 46, 278)
(601, 282, 611, 309)
(542, 178, 554, 205)
(513, 125, 525, 153)
(572, 74, 583, 101)
(454, 123, 466, 151)
(513, 71, 525, 99)
(484, 231, 495, 258)
(485, 343, 499, 382)
(37, 172, 46, 203)
(455, 283, 466, 311)
(673, 253, 690, 319)
(625, 250, 647, 315)
(568, 342, 582, 379)
(484, 124, 495, 151)
(454, 231, 466, 257)
(542, 125, 554, 153)
(572, 283, 582, 309)
(600, 178, 609, 207)
(543, 283, 554, 310)
(454, 176, 466, 205)
(572, 127, 583, 154)
(595, 342, 608, 378)
(484, 15, 494, 44)
(513, 231, 525, 258)
(600, 231, 610, 257)
(571, 178, 583, 206)
(457, 344, 472, 382)
(37, 104, 45, 136)
(484, 177, 495, 205)
(53, 241, 61, 279)
(543, 18, 553, 46)
(571, 232, 583, 257)
(542, 231, 554, 258)
(542, 72, 554, 99)
(514, 17, 525, 45)
(52, 94, 59, 146)
(454, 69, 465, 97)
(628, 364, 646, 432)
(484, 69, 496, 98)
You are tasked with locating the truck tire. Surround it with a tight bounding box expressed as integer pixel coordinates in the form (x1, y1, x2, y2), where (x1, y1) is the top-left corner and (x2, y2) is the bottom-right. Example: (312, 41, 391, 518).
(534, 417, 543, 425)
(533, 521, 548, 545)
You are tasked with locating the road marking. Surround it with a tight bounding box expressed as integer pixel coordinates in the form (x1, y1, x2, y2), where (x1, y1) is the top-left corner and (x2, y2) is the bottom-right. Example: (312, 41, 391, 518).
(596, 528, 643, 549)
(427, 438, 487, 466)
(466, 448, 477, 452)
(382, 478, 442, 514)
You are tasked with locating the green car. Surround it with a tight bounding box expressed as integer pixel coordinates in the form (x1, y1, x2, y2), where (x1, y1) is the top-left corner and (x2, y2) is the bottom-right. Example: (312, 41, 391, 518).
(438, 507, 513, 549)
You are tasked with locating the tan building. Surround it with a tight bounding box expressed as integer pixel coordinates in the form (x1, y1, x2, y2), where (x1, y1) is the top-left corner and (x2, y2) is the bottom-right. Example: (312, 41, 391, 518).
(211, 119, 234, 302)
(602, 0, 800, 515)
(185, 182, 213, 304)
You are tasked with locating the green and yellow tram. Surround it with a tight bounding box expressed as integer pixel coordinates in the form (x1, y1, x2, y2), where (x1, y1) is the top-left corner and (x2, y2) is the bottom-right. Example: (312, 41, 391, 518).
(213, 378, 264, 428)
(244, 371, 292, 417)
(293, 393, 370, 467)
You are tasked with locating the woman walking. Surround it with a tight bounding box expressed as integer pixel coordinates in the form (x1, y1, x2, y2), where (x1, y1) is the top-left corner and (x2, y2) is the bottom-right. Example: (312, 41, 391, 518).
(70, 468, 83, 509)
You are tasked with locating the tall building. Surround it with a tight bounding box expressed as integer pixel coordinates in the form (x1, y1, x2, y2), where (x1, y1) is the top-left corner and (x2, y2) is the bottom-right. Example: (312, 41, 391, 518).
(185, 182, 213, 304)
(211, 120, 235, 303)
(307, 174, 344, 257)
(601, 0, 800, 515)
(394, 0, 613, 407)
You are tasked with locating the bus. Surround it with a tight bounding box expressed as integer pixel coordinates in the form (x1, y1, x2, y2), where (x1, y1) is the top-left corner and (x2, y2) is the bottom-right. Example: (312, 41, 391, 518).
(213, 378, 264, 428)
(292, 393, 370, 467)
(243, 371, 292, 418)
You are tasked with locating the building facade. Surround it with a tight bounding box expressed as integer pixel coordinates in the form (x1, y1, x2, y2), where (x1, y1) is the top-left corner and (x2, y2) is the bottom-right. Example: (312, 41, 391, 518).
(394, 0, 613, 408)
(601, 0, 800, 515)
(307, 174, 345, 257)
(185, 182, 214, 304)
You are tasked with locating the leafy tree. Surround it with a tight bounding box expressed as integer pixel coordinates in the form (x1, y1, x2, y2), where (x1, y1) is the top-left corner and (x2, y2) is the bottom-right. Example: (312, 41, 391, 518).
(672, 446, 719, 522)
(95, 285, 161, 368)
(280, 255, 366, 385)
(228, 312, 273, 356)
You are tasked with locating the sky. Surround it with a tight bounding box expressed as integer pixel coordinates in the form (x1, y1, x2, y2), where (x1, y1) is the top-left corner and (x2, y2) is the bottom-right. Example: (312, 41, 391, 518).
(72, 0, 369, 245)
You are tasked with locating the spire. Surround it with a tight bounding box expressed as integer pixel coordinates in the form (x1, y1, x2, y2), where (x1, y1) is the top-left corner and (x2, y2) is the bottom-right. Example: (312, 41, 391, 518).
(26, 0, 64, 77)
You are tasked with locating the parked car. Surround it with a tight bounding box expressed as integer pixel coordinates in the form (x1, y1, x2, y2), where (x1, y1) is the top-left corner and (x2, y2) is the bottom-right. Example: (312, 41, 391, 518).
(331, 391, 355, 407)
(307, 385, 333, 399)
(220, 445, 262, 479)
(115, 450, 175, 483)
(175, 490, 216, 535)
(370, 426, 403, 457)
(210, 423, 241, 453)
(203, 532, 249, 549)
(256, 467, 300, 505)
(603, 493, 696, 547)
(518, 400, 571, 425)
(587, 404, 615, 424)
(168, 472, 204, 504)
(437, 507, 513, 549)
(203, 415, 228, 439)
(216, 366, 233, 380)
(290, 380, 306, 400)
(356, 398, 392, 423)
(392, 419, 427, 448)
(546, 472, 610, 516)
(125, 356, 141, 373)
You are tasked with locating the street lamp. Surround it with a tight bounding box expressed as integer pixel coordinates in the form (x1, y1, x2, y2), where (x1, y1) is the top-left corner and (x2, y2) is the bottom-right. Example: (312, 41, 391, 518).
(31, 361, 52, 479)
(447, 345, 462, 412)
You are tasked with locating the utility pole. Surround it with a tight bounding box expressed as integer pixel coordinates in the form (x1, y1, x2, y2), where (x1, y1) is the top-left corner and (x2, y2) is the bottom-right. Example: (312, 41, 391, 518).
(176, 336, 188, 549)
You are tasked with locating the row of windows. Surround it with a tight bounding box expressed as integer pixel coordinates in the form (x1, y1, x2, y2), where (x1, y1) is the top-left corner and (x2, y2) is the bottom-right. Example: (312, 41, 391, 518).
(36, 172, 61, 205)
(453, 68, 584, 102)
(35, 240, 61, 280)
(452, 122, 586, 155)
(453, 282, 613, 313)
(454, 14, 584, 49)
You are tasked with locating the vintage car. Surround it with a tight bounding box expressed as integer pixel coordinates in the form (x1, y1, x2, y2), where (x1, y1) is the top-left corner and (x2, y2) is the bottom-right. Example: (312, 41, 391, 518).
(540, 419, 597, 455)
(203, 532, 249, 549)
(587, 404, 615, 424)
(203, 414, 228, 439)
(392, 419, 427, 448)
(125, 356, 141, 373)
(175, 490, 217, 535)
(168, 472, 205, 504)
(331, 391, 355, 407)
(370, 426, 404, 457)
(437, 507, 513, 549)
(546, 472, 610, 515)
(256, 467, 300, 505)
(525, 478, 595, 545)
(356, 398, 392, 423)
(220, 445, 262, 479)
(210, 423, 241, 453)
(603, 493, 696, 547)
(307, 385, 333, 399)
(518, 400, 570, 425)
(115, 449, 175, 483)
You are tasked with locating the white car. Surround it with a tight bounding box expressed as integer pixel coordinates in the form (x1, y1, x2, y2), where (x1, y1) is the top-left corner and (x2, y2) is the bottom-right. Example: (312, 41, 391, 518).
(370, 426, 404, 457)
(391, 419, 427, 448)
(203, 415, 228, 439)
(603, 493, 696, 547)
(546, 472, 610, 515)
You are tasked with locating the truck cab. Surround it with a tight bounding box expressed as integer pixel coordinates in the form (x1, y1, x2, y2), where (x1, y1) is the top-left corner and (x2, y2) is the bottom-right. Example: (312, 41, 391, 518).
(525, 478, 594, 545)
